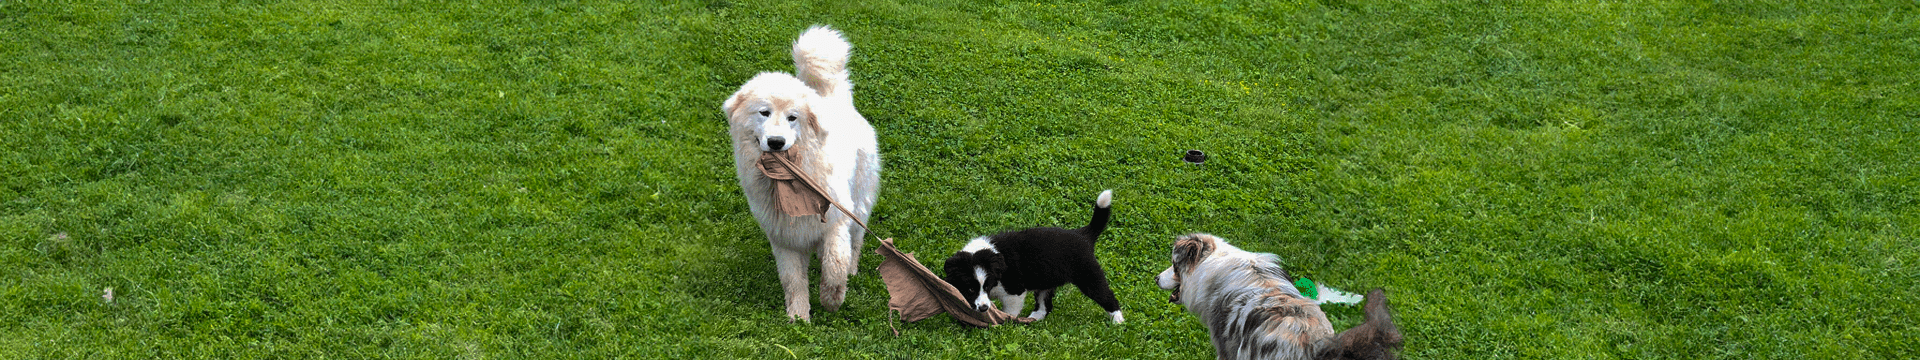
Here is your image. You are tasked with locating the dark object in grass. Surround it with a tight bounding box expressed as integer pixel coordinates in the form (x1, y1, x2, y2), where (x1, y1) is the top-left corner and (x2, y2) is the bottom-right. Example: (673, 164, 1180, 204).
(875, 238, 1034, 328)
(1183, 149, 1207, 164)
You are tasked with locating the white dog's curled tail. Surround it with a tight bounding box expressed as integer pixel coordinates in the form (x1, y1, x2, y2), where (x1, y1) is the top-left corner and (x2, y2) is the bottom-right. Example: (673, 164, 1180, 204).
(792, 25, 853, 98)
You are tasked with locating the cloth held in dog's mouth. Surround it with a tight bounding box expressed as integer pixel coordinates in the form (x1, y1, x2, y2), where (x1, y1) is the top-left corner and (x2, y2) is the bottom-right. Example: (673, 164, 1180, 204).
(756, 151, 830, 219)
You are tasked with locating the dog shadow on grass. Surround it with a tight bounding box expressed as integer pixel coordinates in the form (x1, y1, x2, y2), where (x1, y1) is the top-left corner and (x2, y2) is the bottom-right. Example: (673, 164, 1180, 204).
(666, 227, 896, 325)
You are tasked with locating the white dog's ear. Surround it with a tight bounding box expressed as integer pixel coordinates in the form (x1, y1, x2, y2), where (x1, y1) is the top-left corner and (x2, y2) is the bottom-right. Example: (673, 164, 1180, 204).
(804, 98, 828, 134)
(721, 91, 748, 119)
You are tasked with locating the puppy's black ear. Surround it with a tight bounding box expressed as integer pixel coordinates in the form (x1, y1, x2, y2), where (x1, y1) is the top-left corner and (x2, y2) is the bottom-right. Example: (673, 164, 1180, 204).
(942, 254, 969, 280)
(977, 250, 1007, 277)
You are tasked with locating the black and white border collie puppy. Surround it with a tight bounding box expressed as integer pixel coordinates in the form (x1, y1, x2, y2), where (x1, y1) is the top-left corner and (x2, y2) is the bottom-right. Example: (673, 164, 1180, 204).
(942, 190, 1123, 323)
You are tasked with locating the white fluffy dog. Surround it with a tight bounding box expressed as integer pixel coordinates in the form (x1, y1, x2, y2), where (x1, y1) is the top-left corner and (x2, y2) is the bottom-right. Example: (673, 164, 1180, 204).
(721, 26, 880, 322)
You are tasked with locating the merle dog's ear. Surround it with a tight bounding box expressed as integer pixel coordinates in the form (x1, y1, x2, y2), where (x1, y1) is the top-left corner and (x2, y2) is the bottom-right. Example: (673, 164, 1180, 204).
(1171, 242, 1197, 265)
(1172, 235, 1215, 275)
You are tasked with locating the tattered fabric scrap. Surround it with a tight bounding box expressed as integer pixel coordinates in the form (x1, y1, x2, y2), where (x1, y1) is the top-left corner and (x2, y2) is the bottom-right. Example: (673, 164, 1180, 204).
(874, 238, 1034, 328)
(756, 151, 830, 218)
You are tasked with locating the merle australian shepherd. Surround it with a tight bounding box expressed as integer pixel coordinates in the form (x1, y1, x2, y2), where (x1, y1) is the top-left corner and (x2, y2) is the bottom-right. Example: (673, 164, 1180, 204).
(1156, 233, 1403, 360)
(942, 190, 1123, 323)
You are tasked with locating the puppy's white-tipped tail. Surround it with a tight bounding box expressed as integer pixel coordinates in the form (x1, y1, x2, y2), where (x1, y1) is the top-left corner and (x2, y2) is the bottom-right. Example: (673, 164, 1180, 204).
(1081, 189, 1113, 243)
(792, 25, 852, 98)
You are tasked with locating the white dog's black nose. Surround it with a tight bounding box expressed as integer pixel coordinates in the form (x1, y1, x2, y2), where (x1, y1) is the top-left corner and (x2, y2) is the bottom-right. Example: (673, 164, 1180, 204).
(766, 136, 787, 150)
(975, 304, 990, 313)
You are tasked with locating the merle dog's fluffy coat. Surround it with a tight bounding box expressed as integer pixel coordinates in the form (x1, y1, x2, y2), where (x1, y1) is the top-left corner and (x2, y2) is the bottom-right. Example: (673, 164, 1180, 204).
(942, 190, 1124, 323)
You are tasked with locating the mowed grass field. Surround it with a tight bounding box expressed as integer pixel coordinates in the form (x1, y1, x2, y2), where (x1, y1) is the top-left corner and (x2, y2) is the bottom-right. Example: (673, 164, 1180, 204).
(3, 0, 1917, 358)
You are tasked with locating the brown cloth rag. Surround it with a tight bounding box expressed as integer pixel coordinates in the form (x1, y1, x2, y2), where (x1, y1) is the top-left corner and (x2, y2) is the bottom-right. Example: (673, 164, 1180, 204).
(756, 151, 830, 218)
(874, 238, 1034, 328)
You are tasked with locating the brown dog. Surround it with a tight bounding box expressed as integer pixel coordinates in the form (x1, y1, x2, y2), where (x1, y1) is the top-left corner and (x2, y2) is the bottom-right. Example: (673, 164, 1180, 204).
(1155, 234, 1403, 360)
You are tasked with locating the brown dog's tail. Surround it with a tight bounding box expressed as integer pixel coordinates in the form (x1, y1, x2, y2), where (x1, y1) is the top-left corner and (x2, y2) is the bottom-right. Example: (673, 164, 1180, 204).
(1316, 288, 1404, 360)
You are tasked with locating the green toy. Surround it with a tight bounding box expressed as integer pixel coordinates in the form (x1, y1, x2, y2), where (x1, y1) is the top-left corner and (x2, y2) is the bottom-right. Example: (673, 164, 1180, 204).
(1296, 277, 1364, 305)
(1295, 277, 1319, 300)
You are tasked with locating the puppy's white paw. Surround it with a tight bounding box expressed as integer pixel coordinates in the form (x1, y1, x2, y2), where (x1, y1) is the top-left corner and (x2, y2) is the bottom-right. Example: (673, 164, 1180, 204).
(1110, 310, 1125, 324)
(1027, 310, 1048, 321)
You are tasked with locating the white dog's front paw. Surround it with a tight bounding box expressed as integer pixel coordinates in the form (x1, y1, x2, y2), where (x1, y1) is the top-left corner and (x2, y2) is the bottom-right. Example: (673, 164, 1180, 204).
(787, 299, 812, 323)
(819, 284, 846, 312)
(1027, 310, 1048, 320)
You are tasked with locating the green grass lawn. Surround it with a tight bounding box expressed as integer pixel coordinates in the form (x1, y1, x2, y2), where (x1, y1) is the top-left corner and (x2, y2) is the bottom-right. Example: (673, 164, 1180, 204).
(4, 0, 1917, 358)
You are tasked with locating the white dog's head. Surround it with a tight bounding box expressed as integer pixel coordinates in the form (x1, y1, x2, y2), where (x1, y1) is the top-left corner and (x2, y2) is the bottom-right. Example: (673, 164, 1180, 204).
(722, 72, 823, 153)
